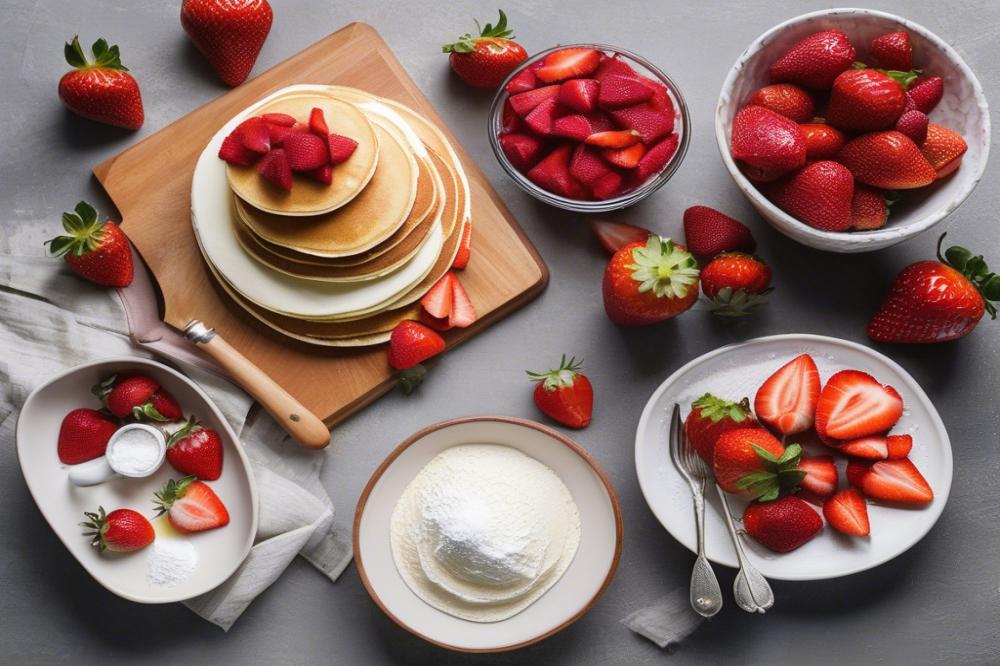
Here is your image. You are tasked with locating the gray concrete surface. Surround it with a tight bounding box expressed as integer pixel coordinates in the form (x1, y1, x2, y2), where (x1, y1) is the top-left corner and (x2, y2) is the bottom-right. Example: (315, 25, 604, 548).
(2, 0, 998, 663)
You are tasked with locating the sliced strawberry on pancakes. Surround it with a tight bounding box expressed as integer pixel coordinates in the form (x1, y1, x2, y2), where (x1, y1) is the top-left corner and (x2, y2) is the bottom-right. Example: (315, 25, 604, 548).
(860, 458, 933, 504)
(815, 370, 903, 440)
(754, 353, 820, 435)
(824, 488, 870, 536)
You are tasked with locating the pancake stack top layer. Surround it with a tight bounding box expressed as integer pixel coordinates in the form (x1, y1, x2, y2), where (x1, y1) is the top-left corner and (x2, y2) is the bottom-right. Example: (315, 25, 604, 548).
(193, 85, 472, 347)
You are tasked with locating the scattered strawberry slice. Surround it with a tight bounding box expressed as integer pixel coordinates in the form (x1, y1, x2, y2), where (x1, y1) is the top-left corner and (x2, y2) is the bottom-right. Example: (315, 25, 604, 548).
(591, 172, 624, 200)
(602, 142, 646, 169)
(262, 112, 295, 127)
(58, 408, 118, 465)
(635, 134, 679, 181)
(283, 132, 329, 172)
(815, 370, 904, 440)
(609, 103, 674, 144)
(585, 129, 641, 148)
(327, 134, 359, 164)
(551, 114, 593, 142)
(861, 458, 933, 504)
(598, 74, 654, 109)
(797, 455, 838, 497)
(558, 78, 600, 113)
(527, 355, 593, 428)
(500, 133, 545, 170)
(682, 205, 756, 258)
(420, 273, 455, 319)
(451, 222, 472, 270)
(306, 164, 333, 185)
(508, 84, 560, 115)
(527, 144, 586, 198)
(824, 488, 870, 536)
(535, 47, 601, 83)
(257, 148, 292, 191)
(154, 476, 230, 532)
(743, 496, 823, 553)
(846, 459, 872, 487)
(448, 274, 476, 328)
(570, 144, 613, 185)
(81, 507, 154, 553)
(754, 353, 821, 436)
(887, 434, 914, 459)
(524, 98, 562, 135)
(309, 107, 329, 137)
(388, 321, 445, 370)
(235, 116, 271, 154)
(836, 433, 914, 461)
(218, 134, 258, 166)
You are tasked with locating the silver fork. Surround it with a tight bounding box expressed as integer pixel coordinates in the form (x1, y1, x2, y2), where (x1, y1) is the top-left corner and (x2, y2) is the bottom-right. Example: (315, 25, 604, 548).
(670, 404, 723, 617)
(715, 484, 775, 613)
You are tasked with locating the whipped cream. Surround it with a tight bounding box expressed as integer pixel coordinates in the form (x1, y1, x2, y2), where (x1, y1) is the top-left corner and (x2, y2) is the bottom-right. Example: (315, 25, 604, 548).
(390, 444, 581, 622)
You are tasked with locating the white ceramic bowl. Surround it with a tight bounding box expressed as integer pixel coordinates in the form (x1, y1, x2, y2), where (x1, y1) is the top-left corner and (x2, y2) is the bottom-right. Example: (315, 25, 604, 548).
(354, 416, 623, 653)
(715, 8, 990, 253)
(16, 357, 258, 603)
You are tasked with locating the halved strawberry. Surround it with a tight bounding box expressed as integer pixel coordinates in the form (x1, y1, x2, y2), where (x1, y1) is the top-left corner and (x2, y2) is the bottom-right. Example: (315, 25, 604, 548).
(451, 222, 472, 270)
(257, 149, 292, 191)
(449, 275, 476, 328)
(535, 47, 601, 83)
(570, 144, 613, 185)
(609, 103, 674, 144)
(505, 62, 540, 94)
(835, 434, 913, 460)
(558, 78, 599, 113)
(593, 54, 639, 82)
(591, 171, 624, 200)
(846, 459, 872, 487)
(154, 476, 229, 533)
(754, 354, 820, 436)
(797, 455, 838, 497)
(509, 85, 560, 116)
(267, 122, 300, 147)
(586, 129, 641, 148)
(235, 117, 271, 154)
(261, 112, 296, 127)
(861, 458, 933, 504)
(218, 134, 257, 166)
(635, 134, 679, 181)
(418, 309, 453, 332)
(283, 132, 328, 172)
(327, 134, 358, 165)
(583, 110, 615, 133)
(499, 133, 544, 170)
(309, 107, 329, 137)
(602, 142, 646, 169)
(824, 488, 870, 536)
(551, 114, 592, 142)
(815, 370, 903, 440)
(598, 74, 653, 109)
(501, 98, 524, 134)
(306, 164, 333, 185)
(589, 218, 651, 254)
(524, 97, 562, 135)
(526, 144, 585, 198)
(420, 273, 455, 319)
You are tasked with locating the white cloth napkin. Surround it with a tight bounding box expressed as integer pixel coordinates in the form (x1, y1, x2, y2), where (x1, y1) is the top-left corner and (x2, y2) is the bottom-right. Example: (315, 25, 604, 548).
(0, 251, 352, 631)
(620, 587, 705, 649)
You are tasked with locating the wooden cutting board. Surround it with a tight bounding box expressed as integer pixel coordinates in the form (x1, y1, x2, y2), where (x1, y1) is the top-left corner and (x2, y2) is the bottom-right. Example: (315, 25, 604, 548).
(93, 22, 547, 426)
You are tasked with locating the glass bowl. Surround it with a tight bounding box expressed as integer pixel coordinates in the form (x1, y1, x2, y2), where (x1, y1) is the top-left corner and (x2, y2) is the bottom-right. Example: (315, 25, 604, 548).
(488, 43, 691, 213)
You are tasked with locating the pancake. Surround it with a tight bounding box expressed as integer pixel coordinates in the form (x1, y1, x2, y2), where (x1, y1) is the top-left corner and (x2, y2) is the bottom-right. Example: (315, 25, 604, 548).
(236, 117, 417, 257)
(226, 93, 379, 216)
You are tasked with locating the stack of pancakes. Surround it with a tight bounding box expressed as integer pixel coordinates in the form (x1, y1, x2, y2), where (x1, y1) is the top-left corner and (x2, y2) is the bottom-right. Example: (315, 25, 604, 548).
(190, 85, 471, 346)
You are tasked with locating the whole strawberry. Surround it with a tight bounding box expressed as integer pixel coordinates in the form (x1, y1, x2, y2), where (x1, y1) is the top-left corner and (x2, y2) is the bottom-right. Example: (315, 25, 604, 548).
(442, 10, 527, 89)
(769, 30, 856, 89)
(388, 321, 446, 394)
(58, 408, 118, 464)
(747, 83, 815, 122)
(767, 160, 854, 232)
(826, 68, 907, 133)
(81, 506, 154, 553)
(527, 356, 593, 429)
(700, 253, 772, 317)
(730, 105, 807, 182)
(682, 206, 755, 258)
(868, 234, 999, 343)
(743, 496, 823, 553)
(799, 123, 846, 160)
(47, 201, 133, 288)
(166, 416, 223, 480)
(685, 394, 756, 462)
(837, 131, 937, 190)
(93, 373, 182, 421)
(602, 235, 700, 326)
(712, 428, 803, 499)
(871, 30, 913, 72)
(58, 36, 143, 129)
(921, 124, 968, 177)
(181, 0, 273, 87)
(850, 186, 893, 231)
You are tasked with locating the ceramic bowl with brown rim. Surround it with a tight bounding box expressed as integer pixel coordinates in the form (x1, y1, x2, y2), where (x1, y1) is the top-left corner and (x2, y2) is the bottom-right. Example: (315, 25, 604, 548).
(353, 416, 623, 653)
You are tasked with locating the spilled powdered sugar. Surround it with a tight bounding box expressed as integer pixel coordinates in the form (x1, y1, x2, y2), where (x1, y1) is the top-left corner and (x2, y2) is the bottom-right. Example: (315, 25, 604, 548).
(147, 537, 197, 587)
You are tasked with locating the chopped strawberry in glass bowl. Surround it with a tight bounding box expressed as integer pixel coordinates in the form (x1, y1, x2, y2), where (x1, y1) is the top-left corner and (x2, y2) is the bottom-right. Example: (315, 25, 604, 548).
(489, 44, 690, 212)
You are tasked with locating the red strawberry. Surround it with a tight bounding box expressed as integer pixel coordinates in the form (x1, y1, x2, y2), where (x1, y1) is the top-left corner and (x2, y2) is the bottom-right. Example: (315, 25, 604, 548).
(589, 219, 650, 254)
(442, 11, 527, 88)
(527, 356, 593, 429)
(755, 354, 821, 436)
(861, 458, 933, 504)
(920, 124, 967, 177)
(418, 310, 453, 332)
(388, 321, 445, 370)
(682, 206, 755, 258)
(609, 103, 674, 144)
(769, 30, 856, 89)
(799, 123, 846, 160)
(846, 459, 872, 487)
(535, 47, 601, 83)
(837, 131, 936, 190)
(306, 164, 333, 186)
(815, 370, 903, 440)
(150, 389, 183, 421)
(218, 134, 258, 166)
(850, 186, 891, 231)
(594, 54, 640, 82)
(886, 434, 913, 459)
(684, 394, 756, 463)
(267, 122, 301, 147)
(824, 488, 870, 536)
(551, 114, 593, 142)
(47, 201, 134, 288)
(93, 373, 177, 421)
(421, 274, 454, 319)
(499, 133, 544, 170)
(570, 145, 613, 185)
(283, 132, 328, 172)
(743, 496, 823, 553)
(598, 74, 653, 109)
(451, 222, 472, 270)
(308, 107, 329, 137)
(58, 408, 117, 464)
(591, 172, 624, 200)
(634, 134, 679, 181)
(748, 84, 815, 122)
(500, 98, 525, 134)
(797, 455, 838, 497)
(505, 61, 541, 93)
(527, 144, 586, 198)
(712, 428, 800, 498)
(836, 433, 913, 461)
(602, 142, 646, 169)
(234, 116, 271, 154)
(700, 253, 772, 317)
(508, 85, 560, 115)
(583, 110, 615, 133)
(524, 98, 561, 135)
(907, 76, 944, 114)
(448, 274, 476, 328)
(154, 476, 230, 532)
(585, 129, 641, 148)
(868, 235, 998, 343)
(766, 160, 854, 232)
(81, 507, 154, 553)
(58, 36, 143, 130)
(257, 148, 292, 191)
(602, 236, 699, 325)
(895, 109, 929, 145)
(261, 112, 295, 127)
(558, 78, 599, 113)
(730, 105, 806, 181)
(871, 31, 912, 71)
(826, 69, 906, 132)
(166, 416, 223, 480)
(181, 0, 273, 87)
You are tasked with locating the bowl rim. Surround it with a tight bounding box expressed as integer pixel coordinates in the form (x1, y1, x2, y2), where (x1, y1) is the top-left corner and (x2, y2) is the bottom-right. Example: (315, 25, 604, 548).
(488, 43, 692, 213)
(352, 415, 624, 653)
(714, 7, 991, 247)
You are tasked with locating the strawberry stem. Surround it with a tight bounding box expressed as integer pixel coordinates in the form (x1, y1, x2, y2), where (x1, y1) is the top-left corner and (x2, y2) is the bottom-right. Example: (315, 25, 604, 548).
(527, 355, 582, 392)
(938, 233, 1000, 318)
(627, 236, 699, 299)
(48, 201, 109, 257)
(442, 9, 515, 53)
(64, 36, 129, 71)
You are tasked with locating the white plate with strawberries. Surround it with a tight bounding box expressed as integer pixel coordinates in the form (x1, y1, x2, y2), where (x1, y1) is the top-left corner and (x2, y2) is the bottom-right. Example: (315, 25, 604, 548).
(16, 357, 257, 603)
(635, 334, 952, 581)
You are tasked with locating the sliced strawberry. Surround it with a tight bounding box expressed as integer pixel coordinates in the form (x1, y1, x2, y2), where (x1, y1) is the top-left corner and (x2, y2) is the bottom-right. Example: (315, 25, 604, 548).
(585, 129, 641, 148)
(306, 164, 333, 185)
(509, 85, 560, 116)
(535, 47, 601, 83)
(154, 476, 229, 533)
(570, 144, 613, 185)
(558, 78, 600, 113)
(267, 122, 300, 147)
(501, 98, 524, 134)
(326, 134, 358, 165)
(583, 110, 615, 133)
(505, 65, 539, 94)
(598, 74, 654, 109)
(815, 370, 903, 440)
(602, 142, 646, 169)
(309, 107, 329, 137)
(499, 133, 545, 171)
(218, 134, 257, 166)
(836, 434, 891, 460)
(797, 454, 838, 497)
(824, 488, 870, 536)
(594, 54, 640, 82)
(754, 354, 820, 435)
(420, 273, 455, 319)
(257, 149, 292, 191)
(448, 275, 476, 328)
(589, 219, 650, 254)
(524, 98, 562, 135)
(591, 171, 624, 200)
(283, 132, 328, 172)
(551, 114, 592, 142)
(527, 144, 586, 198)
(418, 309, 453, 332)
(887, 434, 913, 459)
(262, 112, 296, 127)
(235, 116, 271, 154)
(644, 80, 674, 114)
(609, 103, 674, 144)
(451, 222, 472, 270)
(635, 134, 679, 181)
(861, 458, 933, 504)
(846, 459, 872, 487)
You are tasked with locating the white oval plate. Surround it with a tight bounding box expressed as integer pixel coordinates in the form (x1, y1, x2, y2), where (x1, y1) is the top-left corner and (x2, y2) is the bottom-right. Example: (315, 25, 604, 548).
(355, 416, 623, 652)
(635, 334, 952, 581)
(16, 357, 258, 603)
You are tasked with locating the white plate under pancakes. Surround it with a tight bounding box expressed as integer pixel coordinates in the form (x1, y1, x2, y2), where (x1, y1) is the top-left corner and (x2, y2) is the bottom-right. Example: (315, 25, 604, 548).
(191, 86, 444, 319)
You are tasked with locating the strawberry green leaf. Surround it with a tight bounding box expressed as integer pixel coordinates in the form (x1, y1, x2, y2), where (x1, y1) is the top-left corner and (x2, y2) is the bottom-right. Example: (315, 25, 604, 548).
(398, 364, 427, 395)
(777, 443, 802, 465)
(751, 444, 780, 465)
(627, 235, 700, 299)
(64, 36, 88, 69)
(691, 393, 750, 424)
(758, 486, 780, 502)
(527, 355, 583, 392)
